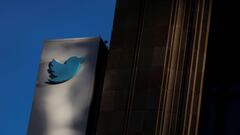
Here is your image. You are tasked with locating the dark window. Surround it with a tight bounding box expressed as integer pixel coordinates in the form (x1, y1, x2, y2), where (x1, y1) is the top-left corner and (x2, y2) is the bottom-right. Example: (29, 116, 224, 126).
(199, 0, 240, 135)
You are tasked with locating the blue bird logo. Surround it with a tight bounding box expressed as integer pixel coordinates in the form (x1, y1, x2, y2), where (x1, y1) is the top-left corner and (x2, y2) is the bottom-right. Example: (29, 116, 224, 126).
(47, 56, 85, 84)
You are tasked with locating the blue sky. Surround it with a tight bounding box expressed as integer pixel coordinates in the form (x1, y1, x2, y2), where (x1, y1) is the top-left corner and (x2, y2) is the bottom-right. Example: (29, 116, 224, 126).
(0, 0, 116, 134)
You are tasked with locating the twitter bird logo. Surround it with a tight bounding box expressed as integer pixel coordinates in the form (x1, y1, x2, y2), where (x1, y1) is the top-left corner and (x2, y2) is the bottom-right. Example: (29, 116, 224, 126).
(47, 56, 85, 84)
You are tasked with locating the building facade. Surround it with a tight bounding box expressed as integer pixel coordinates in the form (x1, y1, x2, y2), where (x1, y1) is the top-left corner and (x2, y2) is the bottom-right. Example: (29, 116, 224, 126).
(96, 0, 212, 134)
